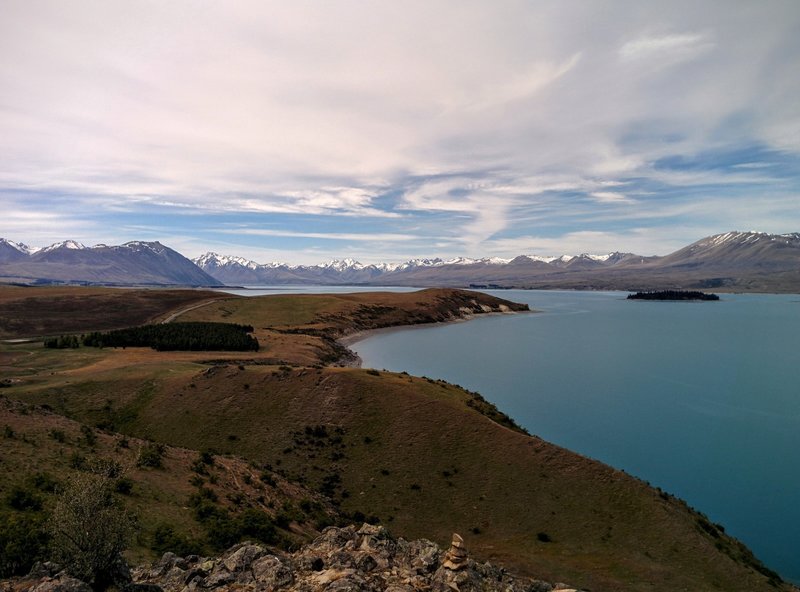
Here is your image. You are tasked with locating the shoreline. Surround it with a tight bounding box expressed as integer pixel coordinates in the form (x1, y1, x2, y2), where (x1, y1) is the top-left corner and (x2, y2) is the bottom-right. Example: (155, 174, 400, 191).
(336, 309, 534, 369)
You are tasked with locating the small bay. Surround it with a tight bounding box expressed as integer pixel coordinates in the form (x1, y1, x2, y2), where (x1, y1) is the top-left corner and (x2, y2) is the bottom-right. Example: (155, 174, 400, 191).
(352, 290, 800, 582)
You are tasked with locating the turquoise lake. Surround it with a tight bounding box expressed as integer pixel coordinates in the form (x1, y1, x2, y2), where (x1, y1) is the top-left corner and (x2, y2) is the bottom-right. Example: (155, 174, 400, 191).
(350, 290, 800, 582)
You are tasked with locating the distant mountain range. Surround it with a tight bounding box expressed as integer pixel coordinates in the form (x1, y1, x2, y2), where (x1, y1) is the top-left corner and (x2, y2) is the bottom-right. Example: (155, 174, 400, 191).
(194, 231, 800, 293)
(192, 250, 656, 285)
(1, 231, 799, 292)
(0, 239, 219, 286)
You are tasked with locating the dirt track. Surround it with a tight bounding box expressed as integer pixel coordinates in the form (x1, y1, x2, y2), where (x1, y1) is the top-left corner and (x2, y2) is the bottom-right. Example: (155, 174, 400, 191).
(159, 298, 225, 323)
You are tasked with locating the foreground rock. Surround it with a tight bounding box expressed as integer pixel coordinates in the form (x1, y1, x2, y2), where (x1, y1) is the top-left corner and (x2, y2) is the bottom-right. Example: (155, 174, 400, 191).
(126, 524, 575, 592)
(1, 525, 579, 592)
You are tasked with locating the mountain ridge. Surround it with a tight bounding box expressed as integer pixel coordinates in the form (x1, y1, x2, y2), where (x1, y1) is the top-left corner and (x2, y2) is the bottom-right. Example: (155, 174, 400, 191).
(0, 240, 221, 287)
(1, 231, 798, 291)
(194, 230, 800, 274)
(193, 231, 800, 292)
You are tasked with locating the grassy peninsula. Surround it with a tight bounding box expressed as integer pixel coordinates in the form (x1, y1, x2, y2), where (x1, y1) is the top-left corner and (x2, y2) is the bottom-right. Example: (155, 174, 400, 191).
(0, 286, 791, 591)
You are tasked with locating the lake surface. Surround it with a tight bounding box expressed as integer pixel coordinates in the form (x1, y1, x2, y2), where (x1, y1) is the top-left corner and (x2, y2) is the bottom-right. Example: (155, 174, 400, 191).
(352, 290, 800, 582)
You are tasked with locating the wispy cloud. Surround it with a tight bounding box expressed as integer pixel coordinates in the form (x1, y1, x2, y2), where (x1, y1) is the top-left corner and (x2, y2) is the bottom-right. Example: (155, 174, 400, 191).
(229, 228, 419, 242)
(448, 53, 583, 112)
(482, 227, 711, 258)
(590, 191, 631, 203)
(619, 32, 714, 63)
(1, 1, 798, 261)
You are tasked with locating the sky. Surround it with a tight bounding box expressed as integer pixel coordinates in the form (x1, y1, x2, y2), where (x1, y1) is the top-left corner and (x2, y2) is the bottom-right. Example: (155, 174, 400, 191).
(1, 1, 799, 265)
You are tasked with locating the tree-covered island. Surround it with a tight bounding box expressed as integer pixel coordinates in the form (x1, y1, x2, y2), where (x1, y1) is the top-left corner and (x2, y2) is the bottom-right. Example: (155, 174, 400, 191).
(627, 290, 720, 301)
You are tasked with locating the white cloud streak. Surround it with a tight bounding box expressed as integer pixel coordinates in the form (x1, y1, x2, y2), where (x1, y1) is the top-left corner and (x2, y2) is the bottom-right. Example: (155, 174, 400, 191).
(590, 191, 631, 203)
(229, 229, 419, 242)
(618, 32, 714, 62)
(0, 1, 799, 258)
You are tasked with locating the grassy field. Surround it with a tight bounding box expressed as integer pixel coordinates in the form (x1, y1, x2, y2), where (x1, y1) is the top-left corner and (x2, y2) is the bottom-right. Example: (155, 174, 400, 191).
(0, 286, 792, 591)
(0, 286, 227, 339)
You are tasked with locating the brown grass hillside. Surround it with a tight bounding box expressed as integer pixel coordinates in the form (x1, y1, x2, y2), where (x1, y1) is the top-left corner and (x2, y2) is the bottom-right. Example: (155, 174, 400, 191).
(5, 363, 787, 591)
(0, 395, 335, 569)
(0, 287, 793, 591)
(0, 286, 227, 339)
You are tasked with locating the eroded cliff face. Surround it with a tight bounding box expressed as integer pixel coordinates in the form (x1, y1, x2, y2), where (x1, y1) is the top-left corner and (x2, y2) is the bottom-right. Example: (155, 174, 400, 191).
(6, 524, 576, 592)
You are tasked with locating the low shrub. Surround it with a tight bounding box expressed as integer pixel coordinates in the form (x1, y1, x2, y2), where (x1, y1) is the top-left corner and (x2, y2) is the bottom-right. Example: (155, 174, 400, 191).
(113, 477, 134, 496)
(49, 472, 137, 590)
(0, 512, 50, 577)
(137, 443, 166, 468)
(151, 523, 201, 557)
(6, 486, 43, 512)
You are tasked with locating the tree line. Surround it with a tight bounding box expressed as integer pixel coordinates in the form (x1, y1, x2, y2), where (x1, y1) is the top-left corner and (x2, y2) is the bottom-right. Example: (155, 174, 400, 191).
(45, 322, 259, 352)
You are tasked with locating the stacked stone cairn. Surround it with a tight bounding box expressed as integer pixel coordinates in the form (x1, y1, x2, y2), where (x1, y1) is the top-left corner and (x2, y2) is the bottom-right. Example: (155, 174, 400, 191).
(441, 533, 469, 571)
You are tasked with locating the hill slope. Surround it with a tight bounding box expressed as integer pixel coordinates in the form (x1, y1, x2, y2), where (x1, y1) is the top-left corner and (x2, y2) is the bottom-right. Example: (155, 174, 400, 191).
(9, 364, 789, 591)
(0, 287, 791, 591)
(0, 286, 228, 339)
(0, 395, 335, 575)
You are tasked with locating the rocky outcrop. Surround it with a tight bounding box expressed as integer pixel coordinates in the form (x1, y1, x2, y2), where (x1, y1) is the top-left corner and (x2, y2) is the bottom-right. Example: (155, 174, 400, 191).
(2, 525, 578, 592)
(125, 524, 574, 592)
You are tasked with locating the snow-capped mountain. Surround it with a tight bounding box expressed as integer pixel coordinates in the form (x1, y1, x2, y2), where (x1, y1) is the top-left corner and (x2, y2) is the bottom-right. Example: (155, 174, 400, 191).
(195, 252, 265, 271)
(322, 258, 366, 272)
(192, 248, 645, 286)
(0, 238, 33, 262)
(661, 231, 800, 267)
(0, 240, 221, 286)
(192, 231, 799, 292)
(193, 250, 627, 282)
(39, 240, 87, 253)
(3, 231, 798, 291)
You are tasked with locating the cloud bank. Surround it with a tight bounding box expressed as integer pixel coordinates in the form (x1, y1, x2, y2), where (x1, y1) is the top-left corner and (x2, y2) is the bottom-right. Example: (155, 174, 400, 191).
(1, 0, 799, 263)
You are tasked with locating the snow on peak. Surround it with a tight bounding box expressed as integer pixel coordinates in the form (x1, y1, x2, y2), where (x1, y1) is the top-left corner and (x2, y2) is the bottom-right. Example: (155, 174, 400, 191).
(124, 240, 160, 248)
(41, 240, 86, 252)
(366, 262, 398, 272)
(121, 241, 168, 255)
(443, 257, 477, 265)
(709, 231, 745, 246)
(194, 252, 221, 266)
(483, 257, 512, 265)
(701, 231, 772, 249)
(520, 254, 558, 264)
(194, 252, 262, 270)
(192, 247, 663, 274)
(0, 238, 33, 254)
(393, 258, 445, 271)
(443, 256, 512, 265)
(323, 258, 365, 271)
(583, 253, 612, 262)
